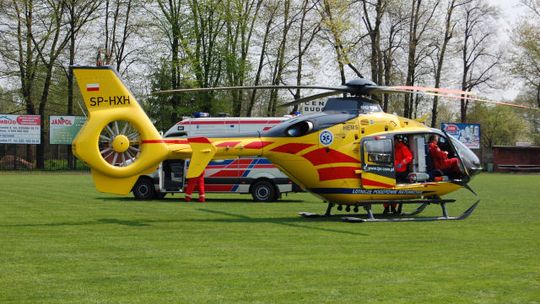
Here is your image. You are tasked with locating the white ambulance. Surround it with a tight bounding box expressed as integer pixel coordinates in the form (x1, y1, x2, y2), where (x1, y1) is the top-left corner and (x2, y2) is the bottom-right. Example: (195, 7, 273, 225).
(132, 116, 302, 201)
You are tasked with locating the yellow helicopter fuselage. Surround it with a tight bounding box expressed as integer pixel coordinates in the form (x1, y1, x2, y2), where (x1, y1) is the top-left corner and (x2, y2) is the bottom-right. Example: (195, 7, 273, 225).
(71, 66, 473, 205)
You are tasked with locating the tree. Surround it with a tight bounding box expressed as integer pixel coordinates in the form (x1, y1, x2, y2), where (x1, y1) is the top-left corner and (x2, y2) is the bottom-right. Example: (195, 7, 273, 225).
(144, 59, 200, 130)
(403, 0, 439, 118)
(224, 0, 263, 116)
(291, 0, 321, 112)
(267, 0, 293, 116)
(63, 0, 101, 169)
(510, 0, 540, 108)
(457, 0, 499, 122)
(380, 1, 406, 112)
(182, 0, 227, 113)
(319, 0, 364, 85)
(361, 0, 387, 85)
(430, 0, 470, 127)
(155, 0, 186, 124)
(101, 0, 142, 73)
(467, 103, 528, 151)
(246, 1, 279, 116)
(1, 1, 77, 168)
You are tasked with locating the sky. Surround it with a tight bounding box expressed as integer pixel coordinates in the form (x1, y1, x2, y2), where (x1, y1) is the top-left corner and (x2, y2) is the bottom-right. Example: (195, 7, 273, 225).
(492, 0, 527, 23)
(491, 0, 528, 39)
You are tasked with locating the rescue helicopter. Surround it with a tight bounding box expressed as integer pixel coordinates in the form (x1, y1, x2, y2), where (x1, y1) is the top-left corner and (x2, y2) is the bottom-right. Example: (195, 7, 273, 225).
(70, 65, 530, 222)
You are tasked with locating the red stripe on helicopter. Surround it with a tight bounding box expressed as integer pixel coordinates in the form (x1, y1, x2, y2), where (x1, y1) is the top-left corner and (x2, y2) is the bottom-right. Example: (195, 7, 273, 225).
(188, 137, 211, 144)
(271, 143, 314, 154)
(142, 139, 189, 144)
(244, 141, 273, 149)
(361, 178, 394, 188)
(302, 148, 358, 166)
(317, 167, 359, 181)
(216, 141, 241, 147)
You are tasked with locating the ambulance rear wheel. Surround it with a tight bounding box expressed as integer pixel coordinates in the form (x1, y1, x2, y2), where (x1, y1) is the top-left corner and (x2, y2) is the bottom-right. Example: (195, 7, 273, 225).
(133, 177, 156, 200)
(251, 180, 278, 202)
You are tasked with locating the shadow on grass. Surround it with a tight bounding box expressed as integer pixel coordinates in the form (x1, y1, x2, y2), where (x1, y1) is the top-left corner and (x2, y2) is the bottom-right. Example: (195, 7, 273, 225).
(98, 197, 305, 204)
(0, 208, 369, 236)
(0, 218, 156, 228)
(191, 208, 369, 236)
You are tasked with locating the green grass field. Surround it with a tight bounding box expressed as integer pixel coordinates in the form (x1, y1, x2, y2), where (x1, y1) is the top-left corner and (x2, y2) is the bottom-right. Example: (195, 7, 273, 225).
(0, 173, 539, 303)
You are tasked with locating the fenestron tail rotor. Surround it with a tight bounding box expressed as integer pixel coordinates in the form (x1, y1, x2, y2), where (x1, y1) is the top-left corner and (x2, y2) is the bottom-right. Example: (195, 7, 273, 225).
(99, 120, 141, 167)
(72, 66, 170, 195)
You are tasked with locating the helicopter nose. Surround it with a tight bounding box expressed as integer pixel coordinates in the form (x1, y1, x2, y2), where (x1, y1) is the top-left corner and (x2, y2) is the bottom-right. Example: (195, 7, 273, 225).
(460, 149, 482, 178)
(466, 159, 482, 177)
(448, 135, 482, 178)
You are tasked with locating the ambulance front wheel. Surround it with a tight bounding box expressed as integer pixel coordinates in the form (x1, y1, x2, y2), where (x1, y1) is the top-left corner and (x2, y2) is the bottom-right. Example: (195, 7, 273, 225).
(251, 180, 279, 202)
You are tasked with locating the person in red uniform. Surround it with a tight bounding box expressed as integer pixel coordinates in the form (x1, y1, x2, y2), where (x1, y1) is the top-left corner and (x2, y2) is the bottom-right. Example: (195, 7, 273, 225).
(394, 137, 413, 182)
(184, 171, 206, 202)
(428, 134, 460, 174)
(384, 136, 413, 214)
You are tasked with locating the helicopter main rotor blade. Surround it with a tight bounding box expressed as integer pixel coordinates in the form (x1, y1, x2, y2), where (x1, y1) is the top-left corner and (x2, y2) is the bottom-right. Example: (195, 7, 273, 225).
(450, 95, 538, 110)
(369, 85, 539, 110)
(154, 85, 350, 95)
(279, 91, 342, 108)
(366, 85, 472, 97)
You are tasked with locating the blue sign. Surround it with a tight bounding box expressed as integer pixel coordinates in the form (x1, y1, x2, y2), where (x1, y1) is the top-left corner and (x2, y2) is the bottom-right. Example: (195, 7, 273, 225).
(441, 123, 481, 149)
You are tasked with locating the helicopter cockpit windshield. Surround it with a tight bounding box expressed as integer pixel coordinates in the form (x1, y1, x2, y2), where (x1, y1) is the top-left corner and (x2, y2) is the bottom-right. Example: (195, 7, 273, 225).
(447, 134, 482, 177)
(323, 97, 382, 114)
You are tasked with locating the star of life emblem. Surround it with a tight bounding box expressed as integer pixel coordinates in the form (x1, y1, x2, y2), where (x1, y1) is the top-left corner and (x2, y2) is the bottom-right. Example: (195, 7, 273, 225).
(319, 130, 334, 146)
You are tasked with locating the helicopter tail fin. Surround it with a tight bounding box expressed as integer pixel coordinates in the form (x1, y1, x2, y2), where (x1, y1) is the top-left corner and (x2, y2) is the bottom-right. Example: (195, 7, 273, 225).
(72, 66, 169, 194)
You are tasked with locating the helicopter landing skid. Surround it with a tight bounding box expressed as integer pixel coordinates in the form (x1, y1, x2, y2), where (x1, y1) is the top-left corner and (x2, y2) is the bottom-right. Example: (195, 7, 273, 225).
(342, 200, 480, 223)
(399, 202, 429, 216)
(299, 199, 480, 223)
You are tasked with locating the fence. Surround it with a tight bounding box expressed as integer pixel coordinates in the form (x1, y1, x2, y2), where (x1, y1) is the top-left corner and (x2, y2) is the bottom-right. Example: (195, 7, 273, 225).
(0, 143, 88, 171)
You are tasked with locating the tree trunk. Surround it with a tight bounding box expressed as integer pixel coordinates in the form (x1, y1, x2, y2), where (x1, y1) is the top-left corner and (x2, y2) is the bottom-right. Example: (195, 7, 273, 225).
(431, 0, 458, 127)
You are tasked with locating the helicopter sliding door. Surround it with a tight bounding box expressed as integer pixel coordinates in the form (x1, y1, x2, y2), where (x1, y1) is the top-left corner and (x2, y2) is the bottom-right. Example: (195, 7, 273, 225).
(360, 136, 396, 189)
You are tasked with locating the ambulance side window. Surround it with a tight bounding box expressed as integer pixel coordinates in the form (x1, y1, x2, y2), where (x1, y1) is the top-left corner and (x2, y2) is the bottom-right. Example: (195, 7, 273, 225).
(363, 138, 393, 166)
(165, 131, 187, 138)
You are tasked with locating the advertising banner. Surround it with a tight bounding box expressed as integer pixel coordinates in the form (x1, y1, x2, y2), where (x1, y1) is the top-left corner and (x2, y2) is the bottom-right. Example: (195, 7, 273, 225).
(50, 116, 87, 144)
(0, 114, 41, 144)
(441, 123, 481, 149)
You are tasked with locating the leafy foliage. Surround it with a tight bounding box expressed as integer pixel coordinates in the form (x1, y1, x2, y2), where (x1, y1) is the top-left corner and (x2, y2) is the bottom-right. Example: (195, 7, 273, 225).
(467, 103, 528, 149)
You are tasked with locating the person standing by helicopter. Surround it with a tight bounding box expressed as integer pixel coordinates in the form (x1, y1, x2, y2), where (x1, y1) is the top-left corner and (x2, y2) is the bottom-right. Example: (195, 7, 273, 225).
(428, 134, 460, 175)
(184, 170, 206, 203)
(384, 136, 413, 214)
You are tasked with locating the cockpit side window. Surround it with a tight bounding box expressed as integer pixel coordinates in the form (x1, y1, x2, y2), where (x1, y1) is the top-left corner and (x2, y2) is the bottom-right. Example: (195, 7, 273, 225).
(363, 138, 393, 166)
